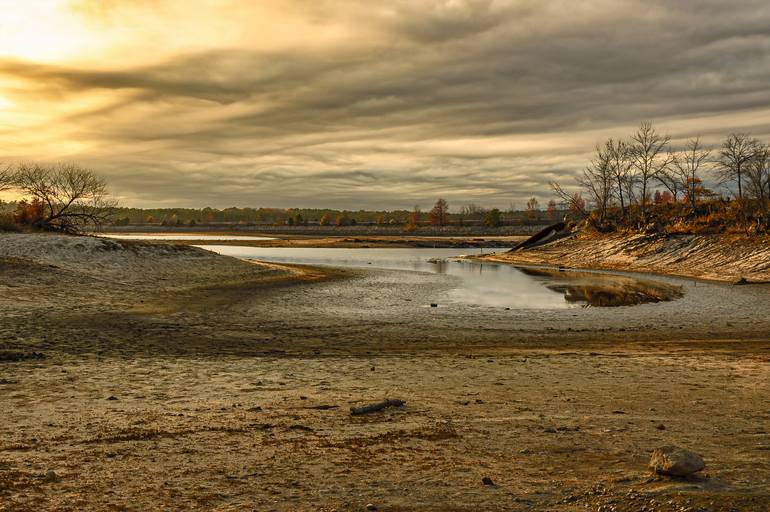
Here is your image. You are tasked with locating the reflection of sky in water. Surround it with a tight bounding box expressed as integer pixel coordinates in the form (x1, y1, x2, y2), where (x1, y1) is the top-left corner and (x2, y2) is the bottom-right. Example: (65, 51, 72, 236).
(197, 246, 573, 310)
(101, 234, 277, 241)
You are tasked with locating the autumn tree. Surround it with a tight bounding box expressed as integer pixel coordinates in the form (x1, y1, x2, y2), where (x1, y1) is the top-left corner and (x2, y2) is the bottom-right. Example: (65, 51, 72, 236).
(319, 213, 332, 226)
(428, 198, 449, 226)
(629, 122, 671, 222)
(718, 133, 757, 200)
(526, 197, 540, 219)
(12, 163, 116, 233)
(546, 199, 557, 220)
(13, 199, 45, 225)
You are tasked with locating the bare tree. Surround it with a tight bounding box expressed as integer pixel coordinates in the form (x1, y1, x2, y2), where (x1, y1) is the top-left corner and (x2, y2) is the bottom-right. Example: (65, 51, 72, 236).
(0, 164, 13, 191)
(629, 122, 671, 222)
(605, 138, 633, 218)
(459, 203, 485, 225)
(746, 144, 770, 215)
(655, 165, 682, 203)
(718, 133, 757, 200)
(428, 198, 449, 226)
(549, 182, 588, 218)
(577, 143, 614, 223)
(668, 137, 711, 212)
(13, 163, 117, 233)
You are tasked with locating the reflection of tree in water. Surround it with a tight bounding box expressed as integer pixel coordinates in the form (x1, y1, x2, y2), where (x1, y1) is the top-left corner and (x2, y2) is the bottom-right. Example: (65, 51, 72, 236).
(517, 267, 684, 307)
(548, 283, 682, 307)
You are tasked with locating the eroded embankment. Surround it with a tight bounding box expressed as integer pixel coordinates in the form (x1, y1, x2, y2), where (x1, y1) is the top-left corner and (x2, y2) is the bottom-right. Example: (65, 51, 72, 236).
(480, 233, 770, 283)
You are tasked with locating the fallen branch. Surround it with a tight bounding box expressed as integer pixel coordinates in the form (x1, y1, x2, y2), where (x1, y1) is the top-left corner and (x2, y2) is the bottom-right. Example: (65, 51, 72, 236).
(350, 399, 406, 416)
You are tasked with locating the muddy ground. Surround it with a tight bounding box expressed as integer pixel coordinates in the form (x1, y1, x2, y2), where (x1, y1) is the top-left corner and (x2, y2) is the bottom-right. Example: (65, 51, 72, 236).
(1, 234, 769, 511)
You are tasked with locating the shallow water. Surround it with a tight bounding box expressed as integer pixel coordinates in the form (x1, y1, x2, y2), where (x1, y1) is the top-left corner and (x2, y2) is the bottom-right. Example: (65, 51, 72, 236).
(100, 234, 277, 241)
(198, 246, 682, 309)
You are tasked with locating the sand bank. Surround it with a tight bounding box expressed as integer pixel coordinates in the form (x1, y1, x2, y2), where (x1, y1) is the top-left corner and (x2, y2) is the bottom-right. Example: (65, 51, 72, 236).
(479, 233, 770, 283)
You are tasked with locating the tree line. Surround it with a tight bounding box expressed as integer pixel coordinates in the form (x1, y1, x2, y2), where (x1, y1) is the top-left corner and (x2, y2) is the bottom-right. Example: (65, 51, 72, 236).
(1, 162, 560, 233)
(553, 122, 770, 233)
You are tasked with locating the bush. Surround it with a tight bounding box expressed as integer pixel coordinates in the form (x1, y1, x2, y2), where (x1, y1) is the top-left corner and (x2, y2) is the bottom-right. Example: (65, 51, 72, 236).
(0, 212, 19, 232)
(13, 199, 45, 226)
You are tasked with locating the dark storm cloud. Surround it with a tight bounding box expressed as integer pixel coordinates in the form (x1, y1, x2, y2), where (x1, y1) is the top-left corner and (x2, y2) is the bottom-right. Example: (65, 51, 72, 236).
(4, 0, 770, 208)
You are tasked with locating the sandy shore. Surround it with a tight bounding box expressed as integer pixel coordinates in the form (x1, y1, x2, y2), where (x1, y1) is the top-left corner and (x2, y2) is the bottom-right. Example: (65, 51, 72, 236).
(1, 233, 769, 511)
(479, 232, 770, 283)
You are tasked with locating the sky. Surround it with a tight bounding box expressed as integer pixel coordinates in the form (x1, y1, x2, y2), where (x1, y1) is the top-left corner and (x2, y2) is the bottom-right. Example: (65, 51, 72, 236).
(1, 0, 770, 210)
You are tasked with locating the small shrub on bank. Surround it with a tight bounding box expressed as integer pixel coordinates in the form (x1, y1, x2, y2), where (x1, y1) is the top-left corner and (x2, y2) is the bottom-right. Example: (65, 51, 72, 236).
(0, 212, 20, 232)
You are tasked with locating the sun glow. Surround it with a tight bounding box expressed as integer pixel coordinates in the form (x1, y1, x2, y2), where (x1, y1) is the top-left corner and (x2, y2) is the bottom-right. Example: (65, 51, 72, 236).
(0, 0, 91, 62)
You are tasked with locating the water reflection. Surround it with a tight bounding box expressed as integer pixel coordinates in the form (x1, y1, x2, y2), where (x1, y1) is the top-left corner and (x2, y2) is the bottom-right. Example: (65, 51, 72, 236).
(196, 246, 683, 309)
(518, 268, 684, 307)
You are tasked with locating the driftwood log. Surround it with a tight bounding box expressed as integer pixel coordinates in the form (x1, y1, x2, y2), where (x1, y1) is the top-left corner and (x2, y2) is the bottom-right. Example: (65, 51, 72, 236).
(509, 221, 566, 252)
(350, 399, 405, 415)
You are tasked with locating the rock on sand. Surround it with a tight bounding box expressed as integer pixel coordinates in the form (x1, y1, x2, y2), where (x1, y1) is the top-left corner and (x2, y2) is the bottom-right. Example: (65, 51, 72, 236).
(649, 445, 705, 476)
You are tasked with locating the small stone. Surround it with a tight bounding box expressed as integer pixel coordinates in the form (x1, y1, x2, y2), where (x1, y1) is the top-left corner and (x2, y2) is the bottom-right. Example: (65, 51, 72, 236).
(656, 423, 666, 430)
(106, 396, 118, 401)
(481, 476, 494, 486)
(365, 504, 377, 511)
(649, 445, 705, 476)
(44, 470, 59, 483)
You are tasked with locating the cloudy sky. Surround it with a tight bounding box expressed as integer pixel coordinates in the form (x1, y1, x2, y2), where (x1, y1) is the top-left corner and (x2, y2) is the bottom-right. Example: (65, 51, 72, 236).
(1, 0, 770, 209)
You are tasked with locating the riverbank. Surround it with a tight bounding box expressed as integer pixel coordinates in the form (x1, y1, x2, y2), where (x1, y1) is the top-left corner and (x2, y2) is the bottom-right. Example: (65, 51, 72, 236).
(478, 232, 770, 283)
(1, 232, 769, 510)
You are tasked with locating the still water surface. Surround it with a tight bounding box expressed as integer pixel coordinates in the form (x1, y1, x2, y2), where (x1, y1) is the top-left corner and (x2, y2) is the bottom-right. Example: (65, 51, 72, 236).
(101, 234, 277, 241)
(198, 246, 584, 309)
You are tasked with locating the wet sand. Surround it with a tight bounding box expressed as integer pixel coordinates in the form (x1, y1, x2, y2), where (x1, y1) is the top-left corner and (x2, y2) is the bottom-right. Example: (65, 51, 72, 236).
(1, 233, 769, 511)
